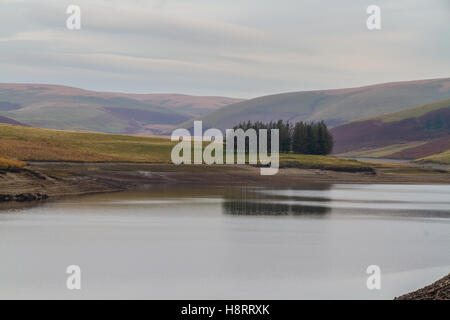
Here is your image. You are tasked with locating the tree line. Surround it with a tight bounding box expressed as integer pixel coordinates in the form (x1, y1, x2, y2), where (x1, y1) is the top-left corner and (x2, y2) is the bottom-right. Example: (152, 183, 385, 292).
(232, 120, 333, 155)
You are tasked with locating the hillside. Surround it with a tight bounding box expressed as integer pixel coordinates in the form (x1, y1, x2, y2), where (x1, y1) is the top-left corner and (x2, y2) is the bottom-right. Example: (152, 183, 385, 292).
(181, 78, 450, 132)
(331, 99, 450, 160)
(0, 115, 25, 126)
(0, 124, 176, 162)
(0, 84, 242, 135)
(418, 150, 450, 165)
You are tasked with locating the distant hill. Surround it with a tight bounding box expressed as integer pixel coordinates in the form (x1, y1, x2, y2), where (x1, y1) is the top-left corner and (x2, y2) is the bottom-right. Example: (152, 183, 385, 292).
(0, 115, 25, 126)
(0, 84, 243, 135)
(181, 78, 450, 132)
(419, 149, 450, 165)
(331, 99, 450, 160)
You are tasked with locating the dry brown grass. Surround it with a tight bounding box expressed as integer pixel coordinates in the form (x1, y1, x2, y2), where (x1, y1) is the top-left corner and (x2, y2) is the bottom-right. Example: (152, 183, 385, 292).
(0, 124, 175, 162)
(0, 156, 26, 168)
(0, 139, 116, 162)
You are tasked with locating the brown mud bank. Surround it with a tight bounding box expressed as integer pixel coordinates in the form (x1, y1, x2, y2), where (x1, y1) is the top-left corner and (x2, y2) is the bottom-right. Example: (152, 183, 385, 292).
(1, 162, 449, 202)
(396, 273, 450, 300)
(0, 192, 48, 202)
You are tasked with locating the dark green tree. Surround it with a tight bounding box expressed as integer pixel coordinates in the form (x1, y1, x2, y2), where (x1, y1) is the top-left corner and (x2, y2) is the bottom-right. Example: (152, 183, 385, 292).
(232, 119, 333, 155)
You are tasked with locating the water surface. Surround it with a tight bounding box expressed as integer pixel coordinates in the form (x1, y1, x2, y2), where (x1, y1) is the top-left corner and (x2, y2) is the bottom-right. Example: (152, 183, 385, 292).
(0, 184, 449, 299)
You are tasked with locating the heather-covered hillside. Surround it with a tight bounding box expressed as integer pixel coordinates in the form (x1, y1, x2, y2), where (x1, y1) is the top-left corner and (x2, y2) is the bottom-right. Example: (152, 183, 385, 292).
(332, 99, 450, 160)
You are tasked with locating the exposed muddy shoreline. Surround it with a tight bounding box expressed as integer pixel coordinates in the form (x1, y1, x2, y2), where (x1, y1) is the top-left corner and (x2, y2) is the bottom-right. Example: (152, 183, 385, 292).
(1, 161, 450, 203)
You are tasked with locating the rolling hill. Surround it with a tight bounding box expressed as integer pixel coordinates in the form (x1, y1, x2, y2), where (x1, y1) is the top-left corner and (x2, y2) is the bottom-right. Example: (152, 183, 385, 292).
(331, 99, 450, 160)
(0, 84, 243, 135)
(419, 150, 450, 165)
(181, 78, 450, 132)
(0, 115, 26, 126)
(0, 123, 176, 163)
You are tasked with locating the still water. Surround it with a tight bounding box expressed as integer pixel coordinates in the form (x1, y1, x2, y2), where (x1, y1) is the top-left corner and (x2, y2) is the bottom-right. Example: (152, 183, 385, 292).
(0, 184, 449, 299)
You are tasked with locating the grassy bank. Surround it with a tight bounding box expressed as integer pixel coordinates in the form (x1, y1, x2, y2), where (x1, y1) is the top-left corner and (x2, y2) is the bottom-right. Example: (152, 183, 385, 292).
(1, 123, 436, 174)
(0, 124, 175, 162)
(0, 124, 371, 166)
(279, 154, 375, 172)
(417, 150, 450, 165)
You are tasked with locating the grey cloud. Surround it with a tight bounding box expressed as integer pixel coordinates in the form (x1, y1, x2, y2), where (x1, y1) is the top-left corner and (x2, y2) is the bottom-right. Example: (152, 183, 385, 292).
(0, 0, 448, 97)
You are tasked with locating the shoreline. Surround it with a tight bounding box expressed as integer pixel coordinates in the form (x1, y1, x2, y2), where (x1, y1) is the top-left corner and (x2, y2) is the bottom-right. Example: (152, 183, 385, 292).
(395, 273, 450, 300)
(1, 162, 449, 300)
(1, 161, 450, 203)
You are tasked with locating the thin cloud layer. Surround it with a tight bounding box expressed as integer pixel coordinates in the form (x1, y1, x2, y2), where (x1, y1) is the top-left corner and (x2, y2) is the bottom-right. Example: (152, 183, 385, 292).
(0, 0, 449, 97)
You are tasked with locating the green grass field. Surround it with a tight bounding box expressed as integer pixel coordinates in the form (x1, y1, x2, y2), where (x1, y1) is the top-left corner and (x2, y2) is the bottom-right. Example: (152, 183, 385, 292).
(279, 154, 375, 172)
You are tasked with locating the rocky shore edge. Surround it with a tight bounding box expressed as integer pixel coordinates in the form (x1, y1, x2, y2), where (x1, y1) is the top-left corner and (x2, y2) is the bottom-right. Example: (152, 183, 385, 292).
(395, 273, 450, 300)
(0, 193, 48, 202)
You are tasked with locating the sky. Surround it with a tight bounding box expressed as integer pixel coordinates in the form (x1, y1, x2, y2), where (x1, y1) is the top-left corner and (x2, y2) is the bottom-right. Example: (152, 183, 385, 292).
(0, 0, 449, 98)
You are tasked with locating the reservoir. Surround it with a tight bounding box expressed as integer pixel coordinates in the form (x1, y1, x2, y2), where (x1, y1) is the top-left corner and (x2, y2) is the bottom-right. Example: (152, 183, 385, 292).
(0, 184, 449, 299)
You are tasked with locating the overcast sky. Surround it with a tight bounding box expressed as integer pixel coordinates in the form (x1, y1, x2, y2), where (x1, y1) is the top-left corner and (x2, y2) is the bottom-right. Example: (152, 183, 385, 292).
(0, 0, 449, 98)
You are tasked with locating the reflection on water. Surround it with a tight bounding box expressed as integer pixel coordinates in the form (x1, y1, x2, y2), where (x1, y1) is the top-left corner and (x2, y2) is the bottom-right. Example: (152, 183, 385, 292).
(0, 199, 48, 213)
(0, 183, 449, 299)
(222, 184, 450, 218)
(223, 201, 330, 216)
(223, 188, 330, 216)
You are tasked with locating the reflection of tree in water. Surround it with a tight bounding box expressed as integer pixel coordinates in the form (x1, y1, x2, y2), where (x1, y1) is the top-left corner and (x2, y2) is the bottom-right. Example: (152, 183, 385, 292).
(222, 188, 331, 217)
